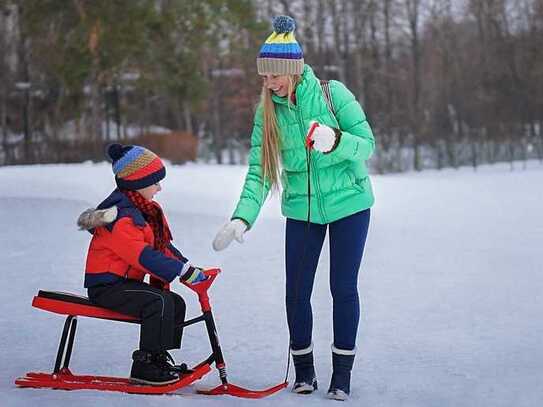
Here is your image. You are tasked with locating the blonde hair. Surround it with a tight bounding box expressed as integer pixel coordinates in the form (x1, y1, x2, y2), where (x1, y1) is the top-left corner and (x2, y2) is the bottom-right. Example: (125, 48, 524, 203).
(261, 75, 300, 189)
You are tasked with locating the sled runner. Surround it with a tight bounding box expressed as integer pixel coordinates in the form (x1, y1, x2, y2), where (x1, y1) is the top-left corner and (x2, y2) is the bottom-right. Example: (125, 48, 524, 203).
(15, 268, 287, 398)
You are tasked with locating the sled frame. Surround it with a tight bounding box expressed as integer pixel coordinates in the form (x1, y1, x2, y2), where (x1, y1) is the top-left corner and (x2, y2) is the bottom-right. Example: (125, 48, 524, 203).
(15, 269, 287, 397)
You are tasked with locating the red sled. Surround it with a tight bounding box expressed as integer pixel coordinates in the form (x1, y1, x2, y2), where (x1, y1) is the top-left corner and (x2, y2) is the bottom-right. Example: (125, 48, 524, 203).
(15, 268, 287, 398)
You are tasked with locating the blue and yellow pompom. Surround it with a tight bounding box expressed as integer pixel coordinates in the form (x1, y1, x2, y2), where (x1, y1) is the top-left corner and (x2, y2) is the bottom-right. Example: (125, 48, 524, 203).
(272, 15, 296, 34)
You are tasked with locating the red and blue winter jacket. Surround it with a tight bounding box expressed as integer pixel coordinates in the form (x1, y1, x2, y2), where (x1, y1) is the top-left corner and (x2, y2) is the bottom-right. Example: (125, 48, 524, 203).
(84, 190, 189, 288)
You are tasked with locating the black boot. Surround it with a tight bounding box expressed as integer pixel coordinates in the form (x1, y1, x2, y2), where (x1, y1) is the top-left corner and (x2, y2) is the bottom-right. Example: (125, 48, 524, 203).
(129, 350, 179, 386)
(327, 346, 355, 401)
(291, 345, 317, 394)
(154, 351, 193, 375)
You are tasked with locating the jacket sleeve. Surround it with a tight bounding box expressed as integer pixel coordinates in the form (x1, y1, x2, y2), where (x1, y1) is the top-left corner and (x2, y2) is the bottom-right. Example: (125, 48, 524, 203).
(328, 80, 375, 162)
(167, 243, 188, 263)
(231, 106, 271, 228)
(108, 218, 187, 283)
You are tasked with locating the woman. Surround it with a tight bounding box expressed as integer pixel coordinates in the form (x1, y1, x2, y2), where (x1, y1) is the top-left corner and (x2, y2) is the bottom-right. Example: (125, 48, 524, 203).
(212, 16, 375, 400)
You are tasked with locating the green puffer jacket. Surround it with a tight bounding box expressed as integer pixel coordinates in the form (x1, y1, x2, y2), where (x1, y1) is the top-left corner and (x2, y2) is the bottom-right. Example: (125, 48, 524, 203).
(232, 64, 375, 227)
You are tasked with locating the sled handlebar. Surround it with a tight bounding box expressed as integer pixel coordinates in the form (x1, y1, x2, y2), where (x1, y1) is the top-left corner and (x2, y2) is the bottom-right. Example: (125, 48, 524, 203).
(181, 268, 221, 312)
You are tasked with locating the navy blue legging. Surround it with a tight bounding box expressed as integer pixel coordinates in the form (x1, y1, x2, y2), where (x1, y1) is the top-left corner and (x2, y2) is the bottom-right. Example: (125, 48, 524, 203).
(285, 209, 370, 351)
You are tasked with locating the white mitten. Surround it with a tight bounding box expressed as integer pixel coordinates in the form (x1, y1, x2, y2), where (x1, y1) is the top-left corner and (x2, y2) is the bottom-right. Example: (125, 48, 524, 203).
(212, 219, 248, 251)
(307, 121, 339, 153)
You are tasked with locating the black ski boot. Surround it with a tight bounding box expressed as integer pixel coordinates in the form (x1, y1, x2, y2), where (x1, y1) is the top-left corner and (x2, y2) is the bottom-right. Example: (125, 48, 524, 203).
(154, 351, 193, 375)
(327, 346, 355, 401)
(129, 350, 179, 386)
(291, 345, 317, 394)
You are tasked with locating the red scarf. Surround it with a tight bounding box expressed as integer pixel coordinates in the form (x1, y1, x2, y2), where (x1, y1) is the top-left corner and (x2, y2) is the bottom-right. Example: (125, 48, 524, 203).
(122, 190, 172, 253)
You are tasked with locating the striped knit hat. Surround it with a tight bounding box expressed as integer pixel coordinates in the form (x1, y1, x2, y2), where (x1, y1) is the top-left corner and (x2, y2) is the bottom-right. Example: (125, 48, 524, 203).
(257, 15, 304, 75)
(106, 143, 166, 190)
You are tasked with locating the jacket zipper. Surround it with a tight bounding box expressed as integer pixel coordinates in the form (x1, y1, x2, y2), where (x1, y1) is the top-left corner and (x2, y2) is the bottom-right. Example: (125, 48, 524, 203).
(295, 106, 326, 222)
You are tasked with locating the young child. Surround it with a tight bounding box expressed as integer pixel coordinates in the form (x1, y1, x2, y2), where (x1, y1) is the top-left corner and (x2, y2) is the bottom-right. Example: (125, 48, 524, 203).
(77, 143, 205, 386)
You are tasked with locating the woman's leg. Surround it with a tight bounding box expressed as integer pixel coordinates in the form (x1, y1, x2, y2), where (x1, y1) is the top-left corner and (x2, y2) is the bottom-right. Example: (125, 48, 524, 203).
(285, 218, 327, 351)
(327, 209, 370, 398)
(328, 209, 370, 351)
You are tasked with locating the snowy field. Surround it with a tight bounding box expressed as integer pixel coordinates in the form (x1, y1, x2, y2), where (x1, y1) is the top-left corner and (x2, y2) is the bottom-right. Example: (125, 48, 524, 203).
(0, 161, 542, 407)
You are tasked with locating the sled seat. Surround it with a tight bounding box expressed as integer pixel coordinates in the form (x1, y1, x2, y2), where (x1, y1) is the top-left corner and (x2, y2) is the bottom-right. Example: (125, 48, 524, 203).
(33, 290, 139, 323)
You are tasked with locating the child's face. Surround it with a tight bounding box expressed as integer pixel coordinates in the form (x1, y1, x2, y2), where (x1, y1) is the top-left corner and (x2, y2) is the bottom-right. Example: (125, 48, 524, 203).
(262, 74, 290, 97)
(137, 182, 161, 201)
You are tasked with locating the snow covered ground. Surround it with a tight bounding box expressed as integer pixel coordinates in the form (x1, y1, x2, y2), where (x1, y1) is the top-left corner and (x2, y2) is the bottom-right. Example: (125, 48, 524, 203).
(1, 161, 542, 407)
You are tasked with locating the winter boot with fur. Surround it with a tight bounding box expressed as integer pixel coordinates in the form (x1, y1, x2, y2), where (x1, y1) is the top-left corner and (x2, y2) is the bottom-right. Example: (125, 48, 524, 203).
(327, 345, 356, 401)
(291, 344, 318, 394)
(129, 350, 179, 385)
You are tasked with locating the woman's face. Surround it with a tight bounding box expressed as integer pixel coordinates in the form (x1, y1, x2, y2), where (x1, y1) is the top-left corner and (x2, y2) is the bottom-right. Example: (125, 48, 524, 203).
(137, 182, 162, 201)
(262, 74, 290, 97)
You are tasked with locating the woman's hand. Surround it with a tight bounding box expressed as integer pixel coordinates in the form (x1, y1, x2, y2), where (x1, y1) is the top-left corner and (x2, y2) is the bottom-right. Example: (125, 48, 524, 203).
(212, 219, 248, 251)
(306, 121, 341, 153)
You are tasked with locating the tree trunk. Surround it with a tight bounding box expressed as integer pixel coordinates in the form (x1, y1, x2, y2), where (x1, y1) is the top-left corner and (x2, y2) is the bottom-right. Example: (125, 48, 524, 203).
(302, 0, 315, 57)
(539, 120, 543, 163)
(471, 129, 479, 171)
(211, 79, 223, 164)
(278, 0, 291, 16)
(384, 0, 393, 120)
(315, 0, 326, 77)
(329, 0, 346, 83)
(0, 5, 8, 165)
(183, 101, 193, 134)
(0, 86, 8, 165)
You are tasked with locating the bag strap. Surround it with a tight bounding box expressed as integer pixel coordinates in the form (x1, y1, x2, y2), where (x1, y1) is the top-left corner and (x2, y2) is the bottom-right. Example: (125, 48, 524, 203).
(319, 79, 336, 117)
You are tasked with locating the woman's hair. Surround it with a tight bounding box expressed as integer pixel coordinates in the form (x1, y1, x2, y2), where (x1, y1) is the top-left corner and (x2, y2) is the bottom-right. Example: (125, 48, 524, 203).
(260, 75, 300, 189)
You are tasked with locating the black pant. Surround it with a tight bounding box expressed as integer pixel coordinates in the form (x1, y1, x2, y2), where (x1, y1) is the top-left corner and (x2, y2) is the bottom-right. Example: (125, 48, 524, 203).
(88, 279, 186, 353)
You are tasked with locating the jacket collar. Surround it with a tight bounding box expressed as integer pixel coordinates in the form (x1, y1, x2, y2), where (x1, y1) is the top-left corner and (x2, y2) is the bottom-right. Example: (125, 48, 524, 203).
(97, 189, 146, 228)
(271, 64, 319, 106)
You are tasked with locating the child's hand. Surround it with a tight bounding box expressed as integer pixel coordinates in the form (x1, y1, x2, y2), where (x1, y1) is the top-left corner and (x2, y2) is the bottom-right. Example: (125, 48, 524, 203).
(180, 265, 207, 284)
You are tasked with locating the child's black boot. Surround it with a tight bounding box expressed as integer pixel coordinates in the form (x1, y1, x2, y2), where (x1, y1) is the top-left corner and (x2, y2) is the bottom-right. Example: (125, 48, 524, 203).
(327, 345, 356, 401)
(154, 351, 193, 375)
(291, 344, 317, 394)
(129, 350, 179, 385)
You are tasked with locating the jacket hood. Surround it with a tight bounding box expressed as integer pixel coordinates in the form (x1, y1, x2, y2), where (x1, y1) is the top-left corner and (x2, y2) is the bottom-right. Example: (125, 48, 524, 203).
(77, 189, 146, 232)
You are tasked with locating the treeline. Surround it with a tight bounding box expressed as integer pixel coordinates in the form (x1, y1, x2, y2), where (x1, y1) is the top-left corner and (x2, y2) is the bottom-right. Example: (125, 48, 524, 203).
(1, 0, 542, 172)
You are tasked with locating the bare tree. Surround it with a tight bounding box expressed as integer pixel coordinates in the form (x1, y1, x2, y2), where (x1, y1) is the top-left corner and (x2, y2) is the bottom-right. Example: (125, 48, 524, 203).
(0, 3, 10, 164)
(404, 0, 424, 170)
(3, 0, 543, 170)
(328, 0, 346, 82)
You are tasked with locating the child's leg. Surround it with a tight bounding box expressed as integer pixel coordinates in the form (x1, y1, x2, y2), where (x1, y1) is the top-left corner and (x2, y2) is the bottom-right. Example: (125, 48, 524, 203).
(171, 291, 186, 349)
(88, 279, 186, 353)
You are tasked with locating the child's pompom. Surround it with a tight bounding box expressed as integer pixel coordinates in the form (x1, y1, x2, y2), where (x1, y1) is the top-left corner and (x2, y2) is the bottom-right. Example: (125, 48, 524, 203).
(107, 143, 124, 162)
(272, 15, 296, 34)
